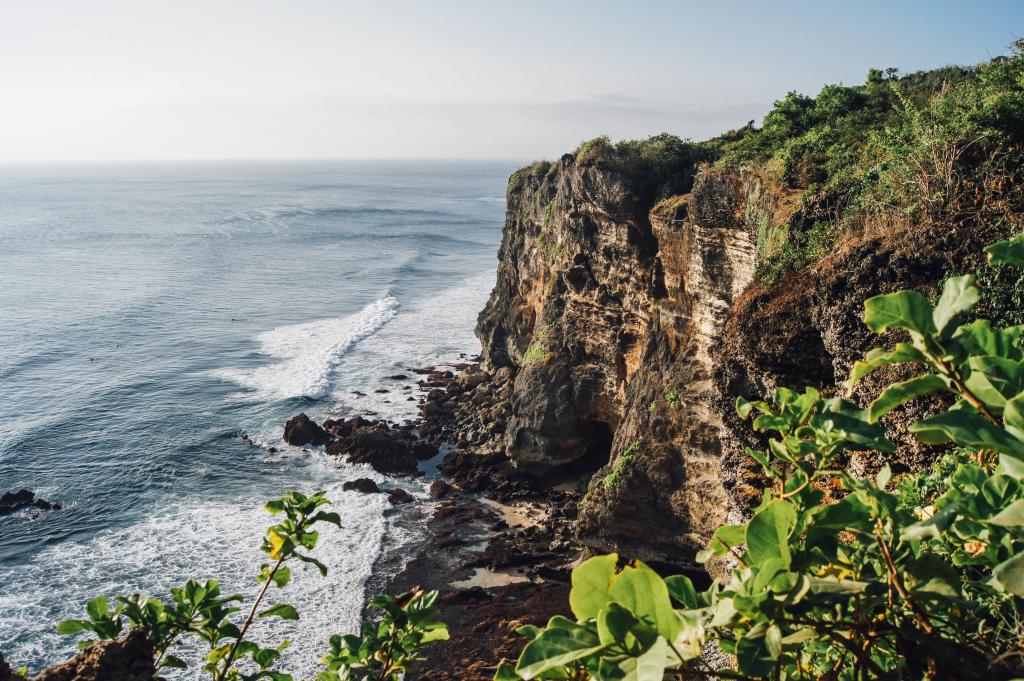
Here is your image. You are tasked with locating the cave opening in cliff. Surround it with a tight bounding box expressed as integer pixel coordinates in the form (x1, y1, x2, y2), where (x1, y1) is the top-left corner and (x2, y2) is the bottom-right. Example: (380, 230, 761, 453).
(570, 421, 616, 477)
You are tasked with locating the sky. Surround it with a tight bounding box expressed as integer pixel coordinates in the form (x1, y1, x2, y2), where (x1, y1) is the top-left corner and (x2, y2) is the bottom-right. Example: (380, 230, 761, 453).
(1, 1, 1022, 163)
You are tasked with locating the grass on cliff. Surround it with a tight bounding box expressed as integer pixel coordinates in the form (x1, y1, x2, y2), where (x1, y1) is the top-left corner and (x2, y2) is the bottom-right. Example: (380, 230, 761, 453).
(712, 42, 1024, 285)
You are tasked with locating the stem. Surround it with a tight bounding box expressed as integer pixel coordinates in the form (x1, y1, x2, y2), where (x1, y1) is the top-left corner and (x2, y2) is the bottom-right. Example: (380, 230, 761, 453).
(217, 554, 285, 681)
(875, 526, 935, 635)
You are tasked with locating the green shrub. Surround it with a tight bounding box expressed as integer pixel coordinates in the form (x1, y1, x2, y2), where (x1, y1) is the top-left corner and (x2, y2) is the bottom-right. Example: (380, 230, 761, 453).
(51, 491, 447, 681)
(523, 341, 551, 366)
(602, 442, 641, 489)
(498, 233, 1024, 680)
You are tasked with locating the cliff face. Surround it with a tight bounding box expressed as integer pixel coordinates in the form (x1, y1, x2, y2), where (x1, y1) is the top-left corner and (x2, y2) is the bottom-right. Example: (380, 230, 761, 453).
(475, 152, 999, 566)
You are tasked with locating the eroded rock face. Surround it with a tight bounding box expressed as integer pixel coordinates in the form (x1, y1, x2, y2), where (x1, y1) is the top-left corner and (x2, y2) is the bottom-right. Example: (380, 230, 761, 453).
(283, 413, 330, 447)
(30, 629, 155, 681)
(473, 154, 1000, 567)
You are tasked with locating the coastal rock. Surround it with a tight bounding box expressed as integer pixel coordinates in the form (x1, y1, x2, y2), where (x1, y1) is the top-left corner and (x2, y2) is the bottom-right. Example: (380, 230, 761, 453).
(323, 418, 420, 475)
(31, 629, 155, 681)
(386, 488, 415, 505)
(282, 413, 330, 447)
(0, 489, 61, 516)
(429, 480, 450, 498)
(465, 150, 1002, 566)
(342, 478, 381, 494)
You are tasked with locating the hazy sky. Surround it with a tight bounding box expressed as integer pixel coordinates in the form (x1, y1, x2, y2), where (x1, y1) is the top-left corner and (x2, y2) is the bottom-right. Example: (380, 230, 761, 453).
(2, 1, 1022, 162)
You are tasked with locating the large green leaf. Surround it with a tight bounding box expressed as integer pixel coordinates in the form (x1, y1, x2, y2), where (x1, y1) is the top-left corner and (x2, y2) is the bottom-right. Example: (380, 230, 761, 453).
(932, 275, 979, 336)
(867, 374, 947, 423)
(910, 409, 1024, 458)
(988, 499, 1024, 526)
(863, 290, 936, 338)
(515, 621, 605, 679)
(964, 356, 1024, 412)
(954, 320, 1024, 360)
(993, 552, 1024, 597)
(745, 500, 796, 568)
(847, 343, 926, 389)
(597, 602, 639, 646)
(664, 575, 698, 608)
(986, 233, 1024, 268)
(1004, 393, 1024, 443)
(617, 636, 669, 681)
(608, 562, 682, 641)
(569, 553, 617, 620)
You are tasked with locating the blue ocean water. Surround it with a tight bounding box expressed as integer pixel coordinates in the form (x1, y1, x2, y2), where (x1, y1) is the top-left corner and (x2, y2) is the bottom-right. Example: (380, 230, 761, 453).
(0, 161, 512, 676)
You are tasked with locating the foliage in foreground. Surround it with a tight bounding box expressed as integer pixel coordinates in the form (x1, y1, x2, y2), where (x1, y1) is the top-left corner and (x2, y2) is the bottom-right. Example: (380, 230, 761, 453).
(51, 490, 446, 681)
(498, 235, 1024, 679)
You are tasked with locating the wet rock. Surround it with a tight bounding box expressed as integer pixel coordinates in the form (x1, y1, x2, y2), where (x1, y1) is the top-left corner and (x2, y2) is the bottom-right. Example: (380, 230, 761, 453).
(386, 488, 415, 505)
(32, 628, 155, 681)
(0, 489, 61, 516)
(386, 374, 409, 380)
(282, 413, 330, 447)
(342, 478, 381, 494)
(429, 480, 450, 498)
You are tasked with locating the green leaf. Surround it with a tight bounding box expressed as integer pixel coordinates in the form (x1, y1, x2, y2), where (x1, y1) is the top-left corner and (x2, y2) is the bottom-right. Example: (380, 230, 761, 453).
(863, 290, 936, 338)
(933, 275, 979, 336)
(986, 233, 1024, 268)
(964, 356, 1024, 412)
(515, 622, 605, 679)
(664, 575, 698, 608)
(745, 500, 796, 568)
(569, 553, 617, 620)
(272, 566, 292, 588)
(265, 499, 286, 514)
(901, 502, 961, 541)
(311, 511, 342, 527)
(597, 602, 638, 645)
(765, 624, 782, 660)
(617, 636, 668, 681)
(86, 596, 110, 622)
(159, 655, 188, 670)
(259, 603, 299, 621)
(607, 561, 682, 641)
(989, 499, 1024, 526)
(994, 552, 1024, 597)
(910, 409, 1024, 458)
(705, 524, 745, 558)
(736, 634, 774, 676)
(420, 622, 450, 643)
(867, 374, 947, 423)
(955, 320, 1024, 360)
(848, 343, 926, 389)
(807, 577, 869, 595)
(293, 552, 329, 576)
(494, 660, 519, 681)
(1005, 393, 1024, 442)
(56, 619, 93, 635)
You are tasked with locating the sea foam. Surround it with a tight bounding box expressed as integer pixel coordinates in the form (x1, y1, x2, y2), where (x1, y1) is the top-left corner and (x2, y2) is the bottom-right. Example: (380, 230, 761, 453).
(216, 297, 399, 401)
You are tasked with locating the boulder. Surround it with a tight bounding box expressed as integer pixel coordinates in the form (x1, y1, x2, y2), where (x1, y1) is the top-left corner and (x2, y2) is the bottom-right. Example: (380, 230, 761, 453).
(32, 628, 155, 681)
(0, 489, 61, 515)
(386, 488, 416, 505)
(283, 413, 330, 447)
(429, 480, 450, 498)
(342, 478, 381, 494)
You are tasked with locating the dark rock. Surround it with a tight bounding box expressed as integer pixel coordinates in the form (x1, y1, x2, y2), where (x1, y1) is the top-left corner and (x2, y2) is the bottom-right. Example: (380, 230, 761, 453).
(282, 413, 330, 447)
(429, 480, 450, 498)
(408, 366, 436, 375)
(386, 374, 409, 380)
(32, 628, 155, 681)
(0, 489, 61, 515)
(386, 488, 415, 505)
(342, 478, 381, 494)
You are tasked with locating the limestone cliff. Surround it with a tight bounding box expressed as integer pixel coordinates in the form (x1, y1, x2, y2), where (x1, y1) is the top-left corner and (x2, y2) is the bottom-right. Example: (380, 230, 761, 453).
(472, 147, 1001, 566)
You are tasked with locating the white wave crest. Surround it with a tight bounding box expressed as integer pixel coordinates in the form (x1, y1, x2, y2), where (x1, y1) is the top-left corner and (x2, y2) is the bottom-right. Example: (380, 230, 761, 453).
(217, 297, 399, 401)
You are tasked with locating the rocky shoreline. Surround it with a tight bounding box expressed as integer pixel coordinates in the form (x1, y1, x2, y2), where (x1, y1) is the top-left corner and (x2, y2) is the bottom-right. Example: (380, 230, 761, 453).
(282, 359, 592, 679)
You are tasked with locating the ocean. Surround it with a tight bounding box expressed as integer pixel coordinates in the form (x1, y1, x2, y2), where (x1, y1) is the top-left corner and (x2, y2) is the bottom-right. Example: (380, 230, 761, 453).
(0, 160, 514, 676)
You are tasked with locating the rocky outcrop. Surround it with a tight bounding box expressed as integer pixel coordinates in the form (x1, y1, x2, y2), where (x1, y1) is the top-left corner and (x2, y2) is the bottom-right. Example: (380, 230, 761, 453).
(283, 413, 330, 447)
(29, 629, 155, 681)
(467, 150, 1002, 567)
(0, 490, 61, 515)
